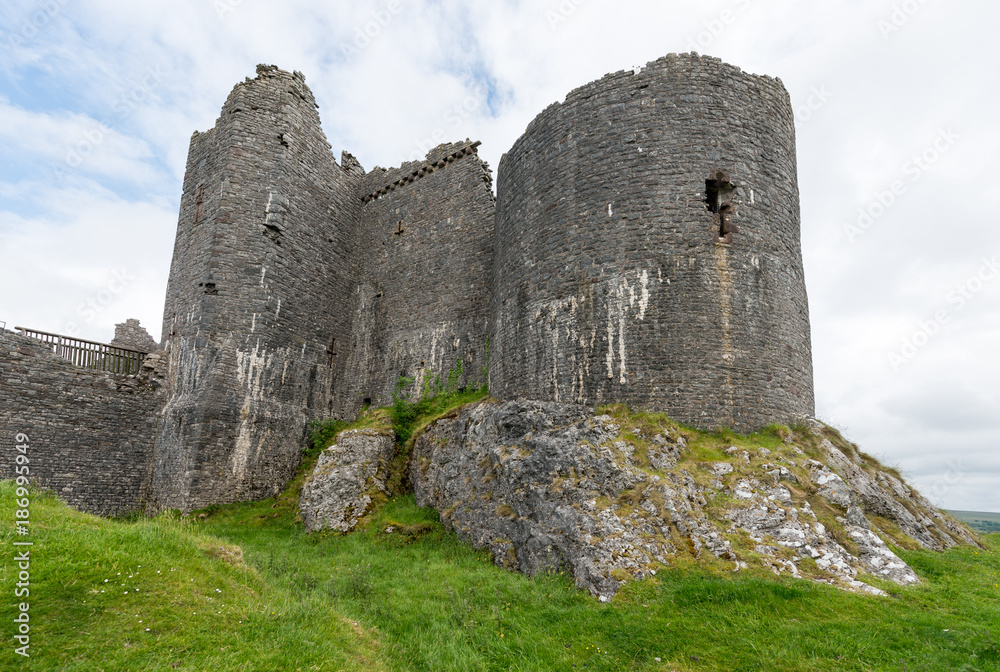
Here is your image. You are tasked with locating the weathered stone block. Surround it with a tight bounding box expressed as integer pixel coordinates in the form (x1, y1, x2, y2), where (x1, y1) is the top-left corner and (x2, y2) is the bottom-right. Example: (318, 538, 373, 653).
(300, 429, 396, 533)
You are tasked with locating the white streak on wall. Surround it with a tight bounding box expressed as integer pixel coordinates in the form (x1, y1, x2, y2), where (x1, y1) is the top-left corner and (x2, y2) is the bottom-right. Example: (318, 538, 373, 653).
(605, 277, 629, 385)
(605, 315, 615, 380)
(638, 270, 650, 320)
(413, 324, 450, 397)
(233, 339, 271, 482)
(617, 280, 628, 385)
(552, 311, 560, 402)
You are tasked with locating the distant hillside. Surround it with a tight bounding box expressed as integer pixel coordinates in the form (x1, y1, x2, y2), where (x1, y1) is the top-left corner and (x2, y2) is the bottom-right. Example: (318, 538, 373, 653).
(948, 510, 1000, 534)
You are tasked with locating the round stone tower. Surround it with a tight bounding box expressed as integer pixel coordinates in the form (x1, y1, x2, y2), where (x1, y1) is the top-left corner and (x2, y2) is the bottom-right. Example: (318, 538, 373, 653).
(490, 53, 814, 433)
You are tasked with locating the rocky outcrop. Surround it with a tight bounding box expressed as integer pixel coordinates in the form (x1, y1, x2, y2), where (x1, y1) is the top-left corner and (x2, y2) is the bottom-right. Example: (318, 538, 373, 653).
(300, 429, 396, 533)
(407, 400, 979, 600)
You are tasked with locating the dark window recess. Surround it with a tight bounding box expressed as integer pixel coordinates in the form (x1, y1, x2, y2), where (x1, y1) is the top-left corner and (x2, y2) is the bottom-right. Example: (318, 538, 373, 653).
(192, 184, 205, 229)
(394, 220, 405, 236)
(200, 271, 218, 295)
(278, 133, 289, 147)
(326, 337, 337, 368)
(363, 397, 372, 407)
(263, 223, 283, 245)
(705, 172, 738, 241)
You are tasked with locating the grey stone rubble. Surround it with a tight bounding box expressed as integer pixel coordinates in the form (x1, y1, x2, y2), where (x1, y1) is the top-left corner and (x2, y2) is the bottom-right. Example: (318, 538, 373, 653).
(300, 429, 396, 533)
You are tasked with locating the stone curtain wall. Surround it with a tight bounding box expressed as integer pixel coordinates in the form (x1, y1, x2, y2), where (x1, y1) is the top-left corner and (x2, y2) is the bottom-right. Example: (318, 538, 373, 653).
(153, 66, 363, 512)
(491, 53, 814, 433)
(335, 142, 495, 412)
(0, 331, 161, 516)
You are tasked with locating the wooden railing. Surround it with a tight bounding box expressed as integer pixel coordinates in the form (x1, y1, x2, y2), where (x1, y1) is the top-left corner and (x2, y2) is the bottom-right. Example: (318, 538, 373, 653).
(14, 327, 149, 376)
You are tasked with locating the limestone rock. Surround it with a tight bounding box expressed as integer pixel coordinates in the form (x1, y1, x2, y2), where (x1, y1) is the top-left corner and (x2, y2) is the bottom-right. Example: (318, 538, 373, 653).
(408, 400, 980, 600)
(301, 429, 396, 533)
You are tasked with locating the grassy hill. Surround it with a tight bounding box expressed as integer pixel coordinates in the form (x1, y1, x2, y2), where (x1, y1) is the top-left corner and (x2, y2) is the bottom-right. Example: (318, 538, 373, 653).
(949, 511, 1000, 534)
(2, 402, 999, 670)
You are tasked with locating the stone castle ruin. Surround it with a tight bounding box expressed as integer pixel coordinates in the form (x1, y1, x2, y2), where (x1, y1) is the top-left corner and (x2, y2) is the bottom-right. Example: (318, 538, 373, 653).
(2, 53, 814, 515)
(151, 53, 814, 514)
(4, 53, 980, 598)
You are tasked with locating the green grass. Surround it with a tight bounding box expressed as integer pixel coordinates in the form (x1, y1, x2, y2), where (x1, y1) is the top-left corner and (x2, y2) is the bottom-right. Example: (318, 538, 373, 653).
(388, 361, 488, 446)
(4, 484, 999, 670)
(0, 484, 382, 671)
(3, 400, 999, 670)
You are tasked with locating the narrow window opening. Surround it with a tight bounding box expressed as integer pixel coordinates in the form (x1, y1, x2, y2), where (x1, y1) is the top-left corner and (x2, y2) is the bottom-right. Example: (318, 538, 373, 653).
(394, 220, 405, 236)
(705, 171, 738, 241)
(326, 337, 337, 368)
(192, 185, 205, 230)
(363, 397, 372, 407)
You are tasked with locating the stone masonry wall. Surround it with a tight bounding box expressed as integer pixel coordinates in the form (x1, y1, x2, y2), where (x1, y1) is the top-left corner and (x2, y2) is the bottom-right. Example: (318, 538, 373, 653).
(0, 331, 162, 516)
(153, 65, 363, 512)
(491, 53, 814, 433)
(335, 141, 495, 412)
(110, 318, 159, 352)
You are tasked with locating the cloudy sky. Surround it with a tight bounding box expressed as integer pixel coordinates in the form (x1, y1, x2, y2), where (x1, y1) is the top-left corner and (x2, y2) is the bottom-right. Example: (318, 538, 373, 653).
(1, 0, 996, 511)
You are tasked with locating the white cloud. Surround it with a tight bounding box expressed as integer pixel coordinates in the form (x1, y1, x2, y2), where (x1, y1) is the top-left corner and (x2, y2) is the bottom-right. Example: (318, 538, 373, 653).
(0, 184, 175, 342)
